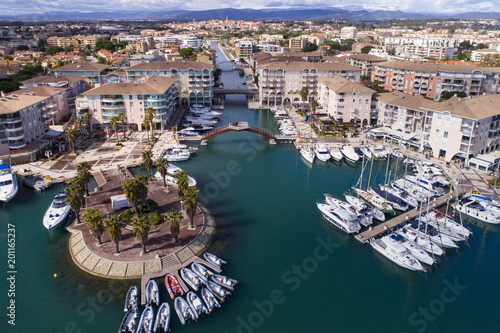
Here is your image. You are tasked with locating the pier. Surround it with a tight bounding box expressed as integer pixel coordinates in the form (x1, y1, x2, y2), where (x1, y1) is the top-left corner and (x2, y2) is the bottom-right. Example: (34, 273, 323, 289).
(354, 190, 465, 243)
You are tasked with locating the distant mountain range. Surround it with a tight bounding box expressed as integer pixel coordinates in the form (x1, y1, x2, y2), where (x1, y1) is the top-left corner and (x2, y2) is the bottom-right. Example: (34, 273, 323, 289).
(1, 8, 500, 21)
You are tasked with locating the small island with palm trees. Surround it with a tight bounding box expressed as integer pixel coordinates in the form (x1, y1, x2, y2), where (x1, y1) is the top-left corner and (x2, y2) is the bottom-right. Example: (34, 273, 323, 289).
(66, 154, 215, 279)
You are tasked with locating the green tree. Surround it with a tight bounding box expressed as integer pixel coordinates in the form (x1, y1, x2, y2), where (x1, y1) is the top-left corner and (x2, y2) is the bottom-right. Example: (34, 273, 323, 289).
(46, 46, 63, 56)
(481, 54, 500, 67)
(300, 87, 309, 102)
(65, 181, 84, 224)
(145, 107, 155, 139)
(66, 128, 76, 153)
(182, 186, 199, 229)
(103, 214, 123, 254)
(155, 157, 170, 189)
(95, 38, 115, 52)
(311, 99, 319, 113)
(476, 43, 486, 50)
(141, 149, 154, 180)
(15, 45, 29, 51)
(2, 55, 13, 61)
(82, 208, 104, 245)
(179, 47, 194, 59)
(122, 178, 140, 214)
(97, 56, 108, 65)
(83, 113, 92, 137)
(175, 170, 189, 199)
(76, 161, 92, 196)
(136, 175, 149, 208)
(166, 210, 183, 243)
(361, 46, 374, 54)
(142, 118, 151, 142)
(118, 112, 127, 139)
(110, 115, 120, 144)
(38, 38, 47, 52)
(302, 43, 318, 52)
(75, 118, 84, 136)
(131, 214, 152, 255)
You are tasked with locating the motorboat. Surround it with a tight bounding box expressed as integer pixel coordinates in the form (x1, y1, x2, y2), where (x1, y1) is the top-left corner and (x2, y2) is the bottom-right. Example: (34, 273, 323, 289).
(190, 104, 211, 112)
(373, 145, 388, 159)
(204, 252, 226, 269)
(165, 273, 184, 300)
(353, 188, 394, 215)
(369, 187, 409, 211)
(206, 281, 231, 302)
(316, 201, 361, 234)
(174, 296, 196, 325)
(404, 175, 444, 196)
(393, 179, 431, 202)
(153, 303, 170, 333)
(154, 164, 197, 187)
(191, 262, 214, 280)
(210, 274, 238, 291)
(136, 305, 154, 333)
(180, 268, 202, 291)
(388, 233, 436, 266)
(328, 147, 343, 162)
(190, 109, 222, 117)
(172, 143, 198, 154)
(454, 196, 500, 224)
(407, 220, 458, 249)
(145, 280, 159, 306)
(123, 286, 139, 312)
(300, 147, 315, 165)
(360, 146, 373, 159)
(345, 193, 385, 222)
(340, 145, 360, 163)
(380, 185, 419, 208)
(201, 288, 221, 312)
(325, 194, 372, 227)
(421, 210, 470, 242)
(118, 307, 138, 333)
(0, 161, 18, 202)
(186, 291, 209, 317)
(185, 116, 218, 125)
(395, 226, 444, 256)
(370, 235, 426, 272)
(390, 148, 405, 159)
(43, 191, 71, 230)
(164, 148, 190, 162)
(314, 144, 331, 162)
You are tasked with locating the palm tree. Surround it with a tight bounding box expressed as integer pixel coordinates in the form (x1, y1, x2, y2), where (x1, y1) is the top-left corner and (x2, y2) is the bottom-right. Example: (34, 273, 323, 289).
(131, 214, 151, 255)
(82, 208, 104, 245)
(136, 174, 149, 207)
(142, 118, 151, 142)
(182, 186, 199, 229)
(166, 210, 183, 243)
(76, 161, 91, 196)
(65, 182, 84, 224)
(145, 107, 155, 139)
(300, 87, 309, 102)
(156, 157, 170, 189)
(311, 99, 319, 114)
(110, 115, 120, 144)
(122, 178, 139, 214)
(118, 112, 127, 139)
(66, 128, 76, 153)
(141, 149, 154, 180)
(103, 214, 122, 254)
(83, 112, 92, 137)
(175, 170, 189, 199)
(75, 118, 84, 136)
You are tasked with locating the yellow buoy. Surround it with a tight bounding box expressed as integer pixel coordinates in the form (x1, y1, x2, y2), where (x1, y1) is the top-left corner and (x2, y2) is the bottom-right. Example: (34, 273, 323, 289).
(54, 274, 57, 278)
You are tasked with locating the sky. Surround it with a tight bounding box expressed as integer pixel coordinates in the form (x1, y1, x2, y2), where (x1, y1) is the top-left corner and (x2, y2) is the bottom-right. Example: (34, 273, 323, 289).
(0, 0, 499, 16)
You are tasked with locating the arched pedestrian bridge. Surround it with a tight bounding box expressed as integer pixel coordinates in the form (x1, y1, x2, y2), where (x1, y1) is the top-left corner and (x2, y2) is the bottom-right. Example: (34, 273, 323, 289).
(200, 122, 276, 145)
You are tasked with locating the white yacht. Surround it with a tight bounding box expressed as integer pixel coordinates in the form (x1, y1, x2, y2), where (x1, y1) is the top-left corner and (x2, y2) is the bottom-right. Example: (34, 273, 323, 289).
(353, 188, 395, 215)
(388, 233, 436, 266)
(369, 187, 409, 211)
(454, 196, 500, 224)
(421, 210, 471, 241)
(0, 161, 18, 203)
(395, 226, 444, 256)
(393, 179, 431, 202)
(370, 235, 426, 272)
(380, 185, 419, 208)
(300, 147, 315, 165)
(316, 202, 361, 234)
(325, 194, 372, 227)
(184, 116, 218, 126)
(164, 148, 190, 162)
(328, 147, 343, 162)
(361, 146, 373, 159)
(345, 193, 385, 222)
(406, 220, 458, 249)
(340, 145, 360, 163)
(314, 144, 331, 162)
(373, 145, 388, 159)
(154, 164, 197, 187)
(43, 191, 71, 230)
(404, 175, 444, 196)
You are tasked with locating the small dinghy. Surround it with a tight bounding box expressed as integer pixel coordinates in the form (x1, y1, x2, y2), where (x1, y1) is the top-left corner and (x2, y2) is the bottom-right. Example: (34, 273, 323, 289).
(145, 280, 159, 306)
(180, 268, 202, 291)
(124, 286, 139, 312)
(187, 291, 209, 316)
(201, 288, 221, 312)
(165, 273, 184, 300)
(153, 302, 170, 333)
(174, 296, 197, 325)
(206, 281, 231, 302)
(211, 274, 238, 291)
(118, 307, 138, 333)
(136, 305, 154, 333)
(204, 252, 226, 268)
(191, 262, 214, 279)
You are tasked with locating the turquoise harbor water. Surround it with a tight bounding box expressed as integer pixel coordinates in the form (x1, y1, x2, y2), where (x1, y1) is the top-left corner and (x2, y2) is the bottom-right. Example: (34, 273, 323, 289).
(2, 47, 500, 333)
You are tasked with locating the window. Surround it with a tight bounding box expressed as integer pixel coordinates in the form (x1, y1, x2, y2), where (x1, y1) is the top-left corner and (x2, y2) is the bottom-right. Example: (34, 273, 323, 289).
(444, 131, 448, 138)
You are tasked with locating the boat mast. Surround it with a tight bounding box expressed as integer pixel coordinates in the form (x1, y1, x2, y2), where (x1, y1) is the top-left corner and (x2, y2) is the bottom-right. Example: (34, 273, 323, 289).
(366, 146, 375, 191)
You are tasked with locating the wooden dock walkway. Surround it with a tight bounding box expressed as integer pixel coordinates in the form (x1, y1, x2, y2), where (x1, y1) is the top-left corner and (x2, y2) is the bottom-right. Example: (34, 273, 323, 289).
(354, 190, 464, 244)
(140, 256, 221, 305)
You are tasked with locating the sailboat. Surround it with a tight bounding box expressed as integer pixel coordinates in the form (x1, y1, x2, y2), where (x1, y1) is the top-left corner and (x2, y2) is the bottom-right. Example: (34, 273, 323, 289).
(325, 194, 373, 227)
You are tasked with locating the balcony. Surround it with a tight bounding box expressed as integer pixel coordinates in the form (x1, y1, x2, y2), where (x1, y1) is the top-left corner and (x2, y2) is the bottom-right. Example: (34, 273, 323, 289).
(4, 117, 22, 123)
(8, 141, 26, 149)
(7, 131, 25, 141)
(101, 96, 123, 103)
(5, 123, 23, 132)
(102, 104, 125, 110)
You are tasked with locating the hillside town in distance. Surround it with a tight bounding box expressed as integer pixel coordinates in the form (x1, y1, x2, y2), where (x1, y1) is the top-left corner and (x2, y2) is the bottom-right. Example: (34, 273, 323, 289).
(1, 17, 500, 169)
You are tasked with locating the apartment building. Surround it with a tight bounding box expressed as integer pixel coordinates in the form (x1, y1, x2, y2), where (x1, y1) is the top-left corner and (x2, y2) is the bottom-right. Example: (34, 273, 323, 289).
(53, 63, 110, 85)
(375, 92, 500, 162)
(318, 76, 376, 125)
(371, 60, 500, 100)
(255, 57, 361, 107)
(341, 27, 357, 40)
(289, 37, 308, 50)
(124, 61, 215, 107)
(400, 45, 454, 59)
(345, 54, 386, 77)
(0, 93, 54, 153)
(235, 39, 256, 59)
(471, 49, 500, 62)
(46, 36, 78, 48)
(76, 76, 178, 132)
